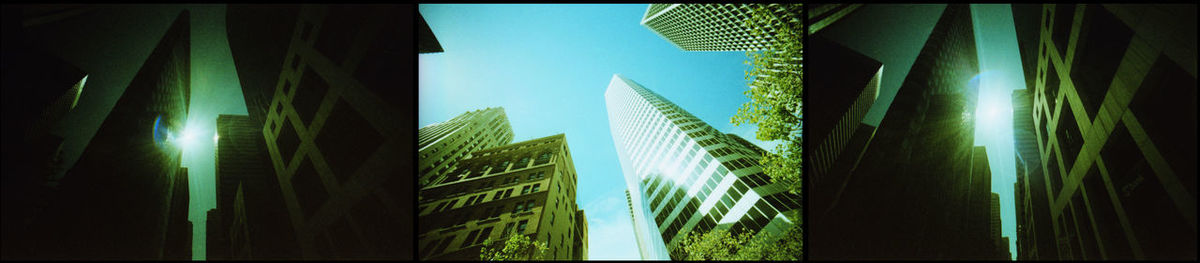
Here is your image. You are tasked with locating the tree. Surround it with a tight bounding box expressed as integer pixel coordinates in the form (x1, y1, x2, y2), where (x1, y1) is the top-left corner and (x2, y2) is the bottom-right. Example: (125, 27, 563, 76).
(479, 234, 548, 261)
(673, 223, 803, 260)
(731, 4, 803, 195)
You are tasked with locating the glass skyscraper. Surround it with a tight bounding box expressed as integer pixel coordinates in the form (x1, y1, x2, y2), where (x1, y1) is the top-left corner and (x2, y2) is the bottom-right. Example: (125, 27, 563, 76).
(604, 74, 801, 260)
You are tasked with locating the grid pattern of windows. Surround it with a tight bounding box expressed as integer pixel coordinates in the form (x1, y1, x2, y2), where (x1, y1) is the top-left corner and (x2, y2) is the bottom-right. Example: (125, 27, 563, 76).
(642, 4, 802, 51)
(1021, 4, 1197, 260)
(605, 74, 801, 259)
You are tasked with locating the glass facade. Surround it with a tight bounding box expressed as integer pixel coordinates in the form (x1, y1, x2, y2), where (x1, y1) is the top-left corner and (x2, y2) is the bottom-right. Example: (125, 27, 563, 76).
(604, 74, 799, 259)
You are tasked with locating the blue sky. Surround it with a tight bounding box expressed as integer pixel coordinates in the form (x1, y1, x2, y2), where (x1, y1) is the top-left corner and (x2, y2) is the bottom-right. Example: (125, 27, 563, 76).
(418, 4, 772, 260)
(971, 4, 1024, 260)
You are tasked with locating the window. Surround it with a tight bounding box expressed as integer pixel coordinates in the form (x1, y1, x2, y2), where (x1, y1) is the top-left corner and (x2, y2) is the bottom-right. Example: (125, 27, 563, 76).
(516, 220, 529, 234)
(466, 196, 478, 205)
(433, 235, 454, 255)
(522, 185, 531, 195)
(550, 213, 556, 226)
(493, 189, 505, 201)
(476, 227, 494, 245)
(441, 200, 458, 212)
(474, 193, 488, 205)
(503, 222, 515, 237)
(463, 229, 481, 248)
(531, 184, 540, 193)
(504, 189, 513, 198)
(513, 202, 525, 214)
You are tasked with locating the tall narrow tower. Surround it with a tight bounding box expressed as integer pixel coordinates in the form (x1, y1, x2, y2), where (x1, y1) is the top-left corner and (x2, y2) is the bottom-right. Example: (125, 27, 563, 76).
(605, 74, 801, 259)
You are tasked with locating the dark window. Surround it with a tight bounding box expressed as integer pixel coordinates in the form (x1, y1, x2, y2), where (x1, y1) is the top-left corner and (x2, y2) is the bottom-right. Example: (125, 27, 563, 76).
(276, 117, 302, 166)
(317, 99, 383, 183)
(1082, 166, 1133, 259)
(1057, 109, 1082, 173)
(1069, 4, 1134, 119)
(462, 229, 480, 248)
(1044, 59, 1061, 113)
(517, 220, 528, 234)
(1128, 54, 1197, 198)
(1050, 4, 1075, 57)
(291, 158, 327, 218)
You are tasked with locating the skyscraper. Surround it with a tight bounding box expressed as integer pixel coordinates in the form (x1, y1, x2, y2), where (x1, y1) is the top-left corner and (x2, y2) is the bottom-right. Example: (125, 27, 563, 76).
(419, 107, 515, 188)
(808, 5, 992, 259)
(209, 114, 299, 259)
(418, 134, 586, 260)
(225, 4, 413, 259)
(1011, 87, 1057, 260)
(19, 10, 192, 259)
(990, 192, 1003, 259)
(806, 35, 881, 189)
(165, 167, 192, 260)
(1009, 4, 1196, 260)
(641, 4, 802, 51)
(605, 74, 802, 260)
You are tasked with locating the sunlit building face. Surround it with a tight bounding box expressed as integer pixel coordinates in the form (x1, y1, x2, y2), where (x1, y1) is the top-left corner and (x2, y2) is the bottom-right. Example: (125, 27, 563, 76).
(604, 74, 801, 260)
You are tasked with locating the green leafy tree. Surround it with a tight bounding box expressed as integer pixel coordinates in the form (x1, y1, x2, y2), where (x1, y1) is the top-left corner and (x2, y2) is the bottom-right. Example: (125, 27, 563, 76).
(479, 234, 548, 261)
(673, 224, 803, 260)
(731, 4, 804, 195)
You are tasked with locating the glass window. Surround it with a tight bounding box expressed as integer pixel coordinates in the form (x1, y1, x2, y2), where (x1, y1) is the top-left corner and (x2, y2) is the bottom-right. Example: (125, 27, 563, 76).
(462, 229, 480, 248)
(517, 220, 529, 234)
(532, 184, 540, 192)
(503, 222, 515, 237)
(477, 227, 493, 245)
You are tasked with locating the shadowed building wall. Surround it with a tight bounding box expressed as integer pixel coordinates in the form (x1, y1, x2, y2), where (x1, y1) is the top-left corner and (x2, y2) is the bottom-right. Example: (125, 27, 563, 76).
(225, 4, 414, 259)
(1010, 4, 1196, 260)
(21, 10, 191, 260)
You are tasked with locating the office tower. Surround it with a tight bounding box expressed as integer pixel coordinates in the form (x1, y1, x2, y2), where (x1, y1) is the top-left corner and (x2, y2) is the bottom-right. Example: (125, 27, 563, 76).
(14, 10, 191, 259)
(165, 167, 193, 260)
(1012, 87, 1058, 260)
(605, 74, 802, 260)
(419, 107, 515, 187)
(418, 134, 586, 260)
(1009, 4, 1196, 260)
(969, 146, 996, 259)
(808, 5, 992, 259)
(418, 12, 443, 53)
(0, 12, 88, 257)
(207, 114, 299, 259)
(641, 4, 803, 51)
(226, 5, 413, 259)
(990, 192, 1003, 258)
(806, 35, 881, 191)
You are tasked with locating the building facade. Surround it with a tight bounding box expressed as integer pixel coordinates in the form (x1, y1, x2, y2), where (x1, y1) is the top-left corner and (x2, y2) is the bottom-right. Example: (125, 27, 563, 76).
(605, 74, 802, 260)
(418, 134, 586, 260)
(641, 4, 802, 51)
(225, 4, 413, 259)
(419, 107, 515, 188)
(1010, 4, 1196, 260)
